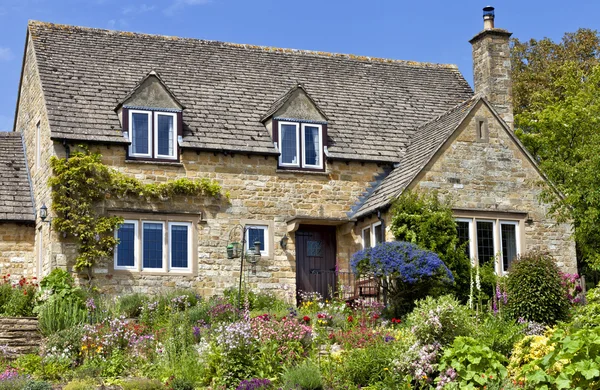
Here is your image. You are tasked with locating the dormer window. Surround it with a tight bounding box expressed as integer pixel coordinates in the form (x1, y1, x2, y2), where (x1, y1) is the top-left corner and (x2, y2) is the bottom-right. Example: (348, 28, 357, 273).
(276, 120, 325, 171)
(126, 108, 180, 161)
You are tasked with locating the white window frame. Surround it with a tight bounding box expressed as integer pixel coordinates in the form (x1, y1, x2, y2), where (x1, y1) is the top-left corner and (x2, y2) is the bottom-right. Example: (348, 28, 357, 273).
(372, 221, 384, 246)
(154, 112, 178, 160)
(141, 221, 166, 272)
(301, 123, 323, 169)
(128, 110, 152, 158)
(361, 226, 372, 249)
(245, 224, 269, 257)
(475, 219, 497, 268)
(499, 220, 520, 273)
(455, 218, 476, 264)
(168, 222, 192, 272)
(278, 122, 300, 168)
(114, 220, 139, 271)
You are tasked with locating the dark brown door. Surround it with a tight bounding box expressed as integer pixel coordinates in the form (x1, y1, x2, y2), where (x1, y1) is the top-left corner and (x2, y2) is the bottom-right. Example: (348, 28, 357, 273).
(296, 225, 337, 300)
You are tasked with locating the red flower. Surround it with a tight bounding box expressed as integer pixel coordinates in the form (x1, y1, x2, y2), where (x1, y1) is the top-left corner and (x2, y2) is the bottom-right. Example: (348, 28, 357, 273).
(317, 313, 325, 319)
(23, 290, 27, 295)
(391, 318, 402, 324)
(347, 315, 354, 322)
(303, 316, 310, 323)
(373, 314, 380, 320)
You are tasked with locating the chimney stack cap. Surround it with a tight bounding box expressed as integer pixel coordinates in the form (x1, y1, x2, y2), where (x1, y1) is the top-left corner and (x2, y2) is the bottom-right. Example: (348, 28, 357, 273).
(483, 6, 495, 29)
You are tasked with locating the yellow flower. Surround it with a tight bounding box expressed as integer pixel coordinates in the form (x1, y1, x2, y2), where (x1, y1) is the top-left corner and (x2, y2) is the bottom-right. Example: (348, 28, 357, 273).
(384, 368, 389, 371)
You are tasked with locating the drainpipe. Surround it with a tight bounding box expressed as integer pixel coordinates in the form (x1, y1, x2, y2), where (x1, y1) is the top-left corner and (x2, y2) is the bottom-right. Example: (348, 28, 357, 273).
(62, 140, 70, 160)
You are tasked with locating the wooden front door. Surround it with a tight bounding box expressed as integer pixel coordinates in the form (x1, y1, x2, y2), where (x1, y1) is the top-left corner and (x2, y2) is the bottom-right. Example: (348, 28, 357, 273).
(296, 225, 337, 300)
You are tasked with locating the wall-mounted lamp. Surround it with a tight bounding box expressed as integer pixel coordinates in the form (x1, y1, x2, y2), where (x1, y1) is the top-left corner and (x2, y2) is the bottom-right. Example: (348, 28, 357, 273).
(526, 213, 534, 225)
(279, 234, 289, 250)
(39, 204, 51, 225)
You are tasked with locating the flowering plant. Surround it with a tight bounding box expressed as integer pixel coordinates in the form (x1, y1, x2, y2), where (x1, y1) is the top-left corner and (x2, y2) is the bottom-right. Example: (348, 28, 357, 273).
(560, 272, 584, 305)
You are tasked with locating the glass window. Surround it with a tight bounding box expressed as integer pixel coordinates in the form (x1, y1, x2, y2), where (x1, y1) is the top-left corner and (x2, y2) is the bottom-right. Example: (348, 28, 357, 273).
(246, 225, 268, 256)
(373, 222, 384, 245)
(131, 112, 150, 156)
(501, 222, 518, 272)
(303, 125, 321, 167)
(279, 123, 299, 166)
(456, 220, 471, 258)
(116, 222, 136, 268)
(156, 113, 175, 158)
(143, 222, 164, 269)
(362, 227, 371, 249)
(170, 224, 189, 269)
(476, 221, 495, 266)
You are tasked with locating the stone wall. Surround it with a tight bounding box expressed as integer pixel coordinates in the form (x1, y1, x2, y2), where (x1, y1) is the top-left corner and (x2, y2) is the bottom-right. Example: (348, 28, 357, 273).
(0, 223, 35, 278)
(14, 34, 57, 278)
(409, 100, 575, 272)
(0, 317, 41, 358)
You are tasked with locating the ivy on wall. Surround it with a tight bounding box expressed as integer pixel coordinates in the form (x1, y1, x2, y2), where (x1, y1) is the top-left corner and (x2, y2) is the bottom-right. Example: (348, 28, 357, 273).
(48, 148, 223, 271)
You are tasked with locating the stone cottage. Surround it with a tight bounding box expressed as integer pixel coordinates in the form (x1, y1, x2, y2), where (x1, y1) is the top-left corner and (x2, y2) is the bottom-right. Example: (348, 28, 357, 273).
(1, 7, 576, 297)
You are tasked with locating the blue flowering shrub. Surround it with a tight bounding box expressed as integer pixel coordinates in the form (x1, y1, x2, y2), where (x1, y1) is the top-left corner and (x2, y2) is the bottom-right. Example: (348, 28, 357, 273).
(351, 241, 454, 316)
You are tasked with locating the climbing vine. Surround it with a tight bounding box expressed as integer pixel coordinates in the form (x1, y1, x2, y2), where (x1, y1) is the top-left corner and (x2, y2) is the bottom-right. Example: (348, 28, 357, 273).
(48, 147, 223, 271)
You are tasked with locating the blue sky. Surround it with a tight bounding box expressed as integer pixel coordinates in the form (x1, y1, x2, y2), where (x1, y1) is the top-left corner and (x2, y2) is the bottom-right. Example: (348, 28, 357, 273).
(0, 0, 598, 131)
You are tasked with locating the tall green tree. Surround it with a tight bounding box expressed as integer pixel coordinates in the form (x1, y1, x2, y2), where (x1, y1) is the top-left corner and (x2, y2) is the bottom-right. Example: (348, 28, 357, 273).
(511, 29, 600, 271)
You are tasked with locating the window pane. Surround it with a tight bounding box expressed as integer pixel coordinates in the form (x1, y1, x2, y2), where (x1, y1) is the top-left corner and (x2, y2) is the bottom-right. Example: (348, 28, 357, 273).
(248, 228, 265, 252)
(157, 114, 174, 157)
(280, 124, 298, 164)
(171, 225, 188, 268)
(363, 227, 371, 248)
(476, 221, 495, 266)
(117, 223, 135, 267)
(456, 221, 471, 258)
(304, 126, 320, 166)
(143, 223, 163, 269)
(374, 224, 384, 245)
(501, 224, 518, 272)
(132, 113, 149, 155)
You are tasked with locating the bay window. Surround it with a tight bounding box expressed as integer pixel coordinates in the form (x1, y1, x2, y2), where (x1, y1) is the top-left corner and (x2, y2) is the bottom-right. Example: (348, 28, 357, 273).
(455, 217, 521, 274)
(276, 120, 325, 170)
(127, 108, 179, 161)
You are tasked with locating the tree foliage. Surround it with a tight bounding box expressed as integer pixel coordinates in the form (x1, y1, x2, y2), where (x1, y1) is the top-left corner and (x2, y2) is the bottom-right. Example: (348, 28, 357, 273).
(49, 148, 223, 272)
(511, 29, 600, 270)
(388, 190, 472, 301)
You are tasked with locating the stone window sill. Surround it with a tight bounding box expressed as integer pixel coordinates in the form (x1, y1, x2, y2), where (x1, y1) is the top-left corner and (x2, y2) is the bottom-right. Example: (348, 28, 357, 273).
(125, 160, 184, 167)
(276, 169, 329, 176)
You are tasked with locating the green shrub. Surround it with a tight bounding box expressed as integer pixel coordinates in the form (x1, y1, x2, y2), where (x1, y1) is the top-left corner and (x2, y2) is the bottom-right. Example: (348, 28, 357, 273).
(0, 276, 37, 317)
(22, 381, 52, 390)
(506, 252, 570, 325)
(37, 296, 87, 336)
(39, 269, 83, 300)
(282, 360, 323, 390)
(334, 341, 395, 388)
(437, 336, 508, 389)
(168, 377, 195, 390)
(569, 282, 600, 330)
(62, 379, 97, 390)
(117, 293, 146, 318)
(0, 377, 29, 390)
(406, 294, 475, 346)
(522, 326, 600, 389)
(43, 325, 84, 363)
(475, 313, 526, 357)
(120, 378, 164, 390)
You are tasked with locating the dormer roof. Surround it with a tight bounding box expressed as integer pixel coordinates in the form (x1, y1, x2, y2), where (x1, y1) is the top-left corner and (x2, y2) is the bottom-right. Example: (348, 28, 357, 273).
(261, 84, 329, 123)
(116, 70, 185, 111)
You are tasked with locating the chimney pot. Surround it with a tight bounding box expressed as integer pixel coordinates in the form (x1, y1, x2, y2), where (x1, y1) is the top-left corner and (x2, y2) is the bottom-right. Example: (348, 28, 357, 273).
(483, 6, 495, 30)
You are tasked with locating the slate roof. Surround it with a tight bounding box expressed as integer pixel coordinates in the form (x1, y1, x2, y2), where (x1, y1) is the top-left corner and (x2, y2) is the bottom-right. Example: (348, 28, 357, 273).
(27, 21, 473, 162)
(0, 133, 35, 222)
(353, 97, 479, 217)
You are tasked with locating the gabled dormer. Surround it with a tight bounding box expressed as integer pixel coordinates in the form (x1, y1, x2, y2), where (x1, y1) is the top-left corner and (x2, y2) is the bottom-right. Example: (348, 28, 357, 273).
(262, 84, 328, 172)
(115, 71, 184, 162)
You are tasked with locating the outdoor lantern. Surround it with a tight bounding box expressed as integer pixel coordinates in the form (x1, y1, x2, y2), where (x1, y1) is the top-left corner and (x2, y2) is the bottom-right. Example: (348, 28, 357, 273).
(279, 234, 289, 250)
(39, 204, 48, 222)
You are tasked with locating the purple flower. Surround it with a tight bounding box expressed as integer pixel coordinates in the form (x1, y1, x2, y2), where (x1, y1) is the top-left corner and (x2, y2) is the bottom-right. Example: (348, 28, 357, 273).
(236, 378, 271, 390)
(85, 297, 96, 311)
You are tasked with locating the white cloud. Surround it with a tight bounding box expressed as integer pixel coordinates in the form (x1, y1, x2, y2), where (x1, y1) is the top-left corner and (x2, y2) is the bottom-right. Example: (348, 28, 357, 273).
(164, 0, 211, 16)
(107, 19, 129, 29)
(122, 3, 155, 15)
(0, 47, 14, 62)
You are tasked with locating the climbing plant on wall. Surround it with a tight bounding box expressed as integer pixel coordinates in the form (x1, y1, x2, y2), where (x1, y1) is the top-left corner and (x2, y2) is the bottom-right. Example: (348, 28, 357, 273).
(48, 147, 223, 272)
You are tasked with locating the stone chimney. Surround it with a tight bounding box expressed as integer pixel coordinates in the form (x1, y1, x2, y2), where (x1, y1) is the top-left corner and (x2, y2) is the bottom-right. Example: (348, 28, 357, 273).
(470, 6, 513, 129)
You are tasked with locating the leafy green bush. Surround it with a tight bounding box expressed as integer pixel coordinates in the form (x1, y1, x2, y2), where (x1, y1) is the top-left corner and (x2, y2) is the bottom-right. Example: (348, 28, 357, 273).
(475, 313, 526, 357)
(437, 337, 508, 389)
(116, 293, 146, 318)
(506, 252, 570, 325)
(333, 341, 395, 388)
(22, 381, 52, 390)
(406, 294, 475, 346)
(569, 282, 600, 330)
(37, 296, 87, 336)
(168, 377, 195, 390)
(43, 325, 84, 363)
(62, 379, 97, 390)
(39, 269, 83, 300)
(282, 360, 323, 390)
(522, 326, 600, 389)
(0, 275, 38, 316)
(388, 190, 472, 301)
(120, 378, 164, 390)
